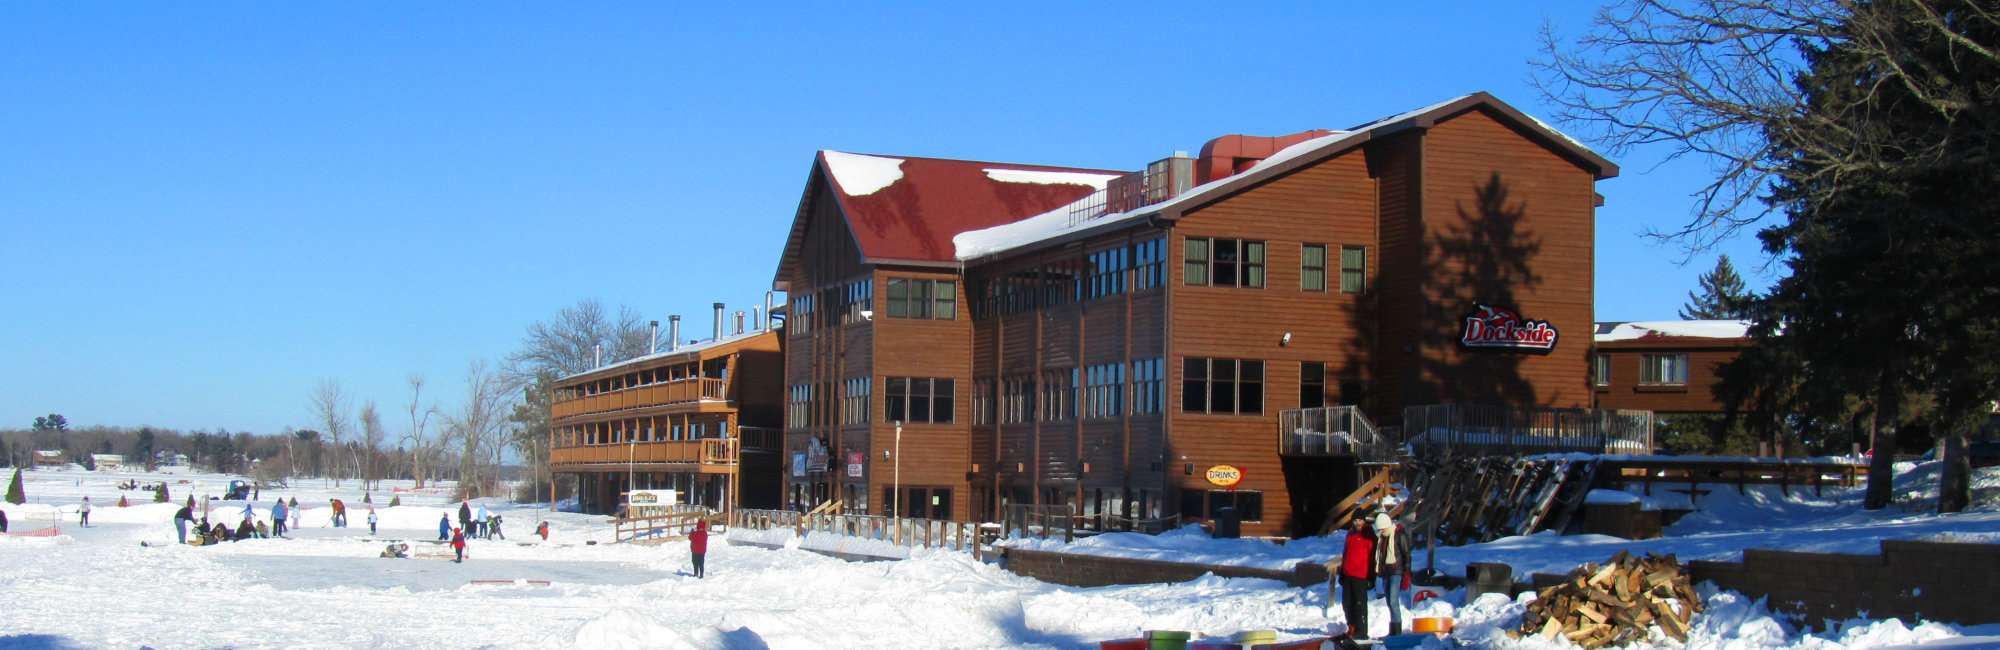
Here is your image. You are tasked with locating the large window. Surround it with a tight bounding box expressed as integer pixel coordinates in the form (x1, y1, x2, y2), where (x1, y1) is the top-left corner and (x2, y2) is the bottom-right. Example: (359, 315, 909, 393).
(1183, 237, 1264, 288)
(1301, 244, 1327, 292)
(884, 377, 955, 424)
(1003, 375, 1036, 424)
(842, 377, 871, 425)
(1084, 363, 1124, 419)
(886, 278, 956, 320)
(842, 278, 872, 325)
(973, 378, 996, 425)
(1300, 362, 1326, 409)
(1180, 489, 1265, 522)
(1339, 245, 1367, 294)
(790, 294, 816, 335)
(1594, 354, 1612, 388)
(1133, 238, 1165, 290)
(1039, 369, 1075, 421)
(1087, 247, 1127, 299)
(787, 384, 812, 429)
(1131, 358, 1163, 415)
(1182, 358, 1264, 415)
(1641, 354, 1689, 386)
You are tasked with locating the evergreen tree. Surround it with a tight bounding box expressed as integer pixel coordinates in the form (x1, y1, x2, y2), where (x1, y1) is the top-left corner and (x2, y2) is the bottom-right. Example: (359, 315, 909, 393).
(31, 414, 68, 431)
(1679, 255, 1752, 319)
(389, 495, 401, 507)
(155, 483, 169, 503)
(6, 467, 23, 504)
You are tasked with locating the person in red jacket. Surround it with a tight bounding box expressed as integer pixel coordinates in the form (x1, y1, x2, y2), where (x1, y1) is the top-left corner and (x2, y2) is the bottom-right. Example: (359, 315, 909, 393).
(450, 527, 466, 563)
(688, 519, 710, 578)
(1335, 515, 1377, 639)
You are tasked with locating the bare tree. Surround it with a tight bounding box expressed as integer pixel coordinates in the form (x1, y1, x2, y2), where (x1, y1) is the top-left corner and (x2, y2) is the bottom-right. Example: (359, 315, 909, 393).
(506, 299, 655, 383)
(1534, 0, 1994, 252)
(359, 401, 387, 490)
(398, 374, 445, 489)
(309, 379, 353, 487)
(441, 361, 513, 499)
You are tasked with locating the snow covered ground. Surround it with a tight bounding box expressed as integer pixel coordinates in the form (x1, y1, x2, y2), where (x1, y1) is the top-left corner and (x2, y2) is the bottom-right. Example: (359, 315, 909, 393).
(2, 463, 1996, 649)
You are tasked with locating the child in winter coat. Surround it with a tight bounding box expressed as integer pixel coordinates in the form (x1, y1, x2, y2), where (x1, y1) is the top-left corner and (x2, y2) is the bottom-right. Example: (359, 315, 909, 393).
(450, 527, 466, 563)
(438, 513, 451, 541)
(78, 497, 92, 527)
(367, 508, 378, 535)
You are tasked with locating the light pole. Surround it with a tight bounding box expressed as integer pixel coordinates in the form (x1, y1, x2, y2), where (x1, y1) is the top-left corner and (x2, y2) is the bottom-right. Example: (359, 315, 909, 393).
(893, 421, 903, 519)
(627, 435, 636, 515)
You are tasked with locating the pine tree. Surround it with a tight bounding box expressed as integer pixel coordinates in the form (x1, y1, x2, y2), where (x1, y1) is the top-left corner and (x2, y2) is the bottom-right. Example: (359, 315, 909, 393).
(1680, 254, 1752, 320)
(389, 495, 401, 507)
(155, 483, 169, 503)
(6, 468, 24, 504)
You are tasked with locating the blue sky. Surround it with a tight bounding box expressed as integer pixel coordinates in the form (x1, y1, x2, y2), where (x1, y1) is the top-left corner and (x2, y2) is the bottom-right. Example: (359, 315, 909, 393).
(0, 3, 1773, 434)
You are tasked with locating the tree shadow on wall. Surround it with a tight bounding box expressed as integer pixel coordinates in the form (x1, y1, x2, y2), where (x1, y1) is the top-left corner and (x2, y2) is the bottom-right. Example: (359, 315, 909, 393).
(1415, 173, 1546, 408)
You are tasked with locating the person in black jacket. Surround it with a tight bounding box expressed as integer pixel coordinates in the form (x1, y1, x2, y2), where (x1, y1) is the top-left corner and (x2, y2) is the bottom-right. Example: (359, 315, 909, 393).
(173, 504, 194, 544)
(457, 500, 472, 537)
(1372, 512, 1414, 636)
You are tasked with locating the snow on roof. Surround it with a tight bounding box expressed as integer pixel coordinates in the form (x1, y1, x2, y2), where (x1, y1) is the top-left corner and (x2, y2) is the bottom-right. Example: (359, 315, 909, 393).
(820, 150, 905, 196)
(980, 168, 1121, 189)
(1594, 320, 1752, 342)
(559, 329, 771, 382)
(952, 95, 1489, 262)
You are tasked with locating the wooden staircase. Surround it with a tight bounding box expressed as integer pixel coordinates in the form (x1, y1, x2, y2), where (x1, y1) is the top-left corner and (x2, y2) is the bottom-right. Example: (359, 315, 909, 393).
(1317, 463, 1402, 535)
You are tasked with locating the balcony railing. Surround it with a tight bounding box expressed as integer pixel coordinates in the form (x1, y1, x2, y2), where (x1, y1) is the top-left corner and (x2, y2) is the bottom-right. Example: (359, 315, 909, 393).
(1279, 406, 1395, 461)
(736, 426, 781, 451)
(552, 377, 727, 419)
(1401, 403, 1655, 456)
(550, 437, 742, 468)
(1065, 155, 1193, 227)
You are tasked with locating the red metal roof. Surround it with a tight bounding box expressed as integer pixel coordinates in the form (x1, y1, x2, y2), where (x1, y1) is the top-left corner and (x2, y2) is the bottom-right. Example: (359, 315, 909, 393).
(818, 151, 1126, 264)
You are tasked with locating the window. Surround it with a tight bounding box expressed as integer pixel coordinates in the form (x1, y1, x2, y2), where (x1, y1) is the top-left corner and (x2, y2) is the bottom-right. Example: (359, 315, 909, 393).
(1131, 358, 1162, 415)
(1183, 238, 1208, 285)
(1040, 369, 1075, 421)
(1641, 354, 1688, 386)
(886, 278, 956, 320)
(1181, 357, 1265, 415)
(973, 379, 996, 425)
(1085, 363, 1124, 419)
(842, 377, 871, 425)
(791, 294, 816, 335)
(884, 377, 954, 424)
(1301, 244, 1327, 292)
(1183, 237, 1264, 288)
(787, 384, 812, 429)
(1208, 490, 1263, 521)
(842, 278, 872, 325)
(1593, 354, 1612, 388)
(1301, 362, 1326, 409)
(1133, 238, 1164, 290)
(1087, 247, 1127, 299)
(1339, 245, 1367, 294)
(1003, 375, 1036, 424)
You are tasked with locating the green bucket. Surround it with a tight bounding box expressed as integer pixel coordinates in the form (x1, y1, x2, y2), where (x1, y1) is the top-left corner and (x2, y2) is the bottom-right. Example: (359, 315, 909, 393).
(1145, 630, 1192, 650)
(1235, 630, 1278, 645)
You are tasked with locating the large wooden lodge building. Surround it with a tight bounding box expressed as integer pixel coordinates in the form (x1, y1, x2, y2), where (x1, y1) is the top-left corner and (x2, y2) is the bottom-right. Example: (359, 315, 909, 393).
(768, 93, 1623, 537)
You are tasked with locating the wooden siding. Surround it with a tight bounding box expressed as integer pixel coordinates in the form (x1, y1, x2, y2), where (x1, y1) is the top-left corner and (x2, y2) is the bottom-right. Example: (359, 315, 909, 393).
(1170, 147, 1381, 537)
(869, 266, 974, 520)
(1411, 107, 1596, 411)
(1593, 343, 1745, 413)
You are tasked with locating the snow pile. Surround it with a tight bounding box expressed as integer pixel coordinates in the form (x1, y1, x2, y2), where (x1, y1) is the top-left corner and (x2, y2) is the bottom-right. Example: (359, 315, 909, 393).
(1596, 320, 1752, 342)
(1002, 525, 1341, 571)
(821, 150, 905, 196)
(982, 168, 1120, 189)
(798, 529, 912, 560)
(1585, 489, 1643, 505)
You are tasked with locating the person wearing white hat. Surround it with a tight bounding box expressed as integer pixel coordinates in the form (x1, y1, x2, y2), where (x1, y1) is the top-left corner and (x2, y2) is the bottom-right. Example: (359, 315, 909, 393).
(1373, 511, 1413, 635)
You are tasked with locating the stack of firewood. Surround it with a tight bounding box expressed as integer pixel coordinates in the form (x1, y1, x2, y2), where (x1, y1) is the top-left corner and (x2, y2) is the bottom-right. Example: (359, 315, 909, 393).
(1511, 551, 1703, 647)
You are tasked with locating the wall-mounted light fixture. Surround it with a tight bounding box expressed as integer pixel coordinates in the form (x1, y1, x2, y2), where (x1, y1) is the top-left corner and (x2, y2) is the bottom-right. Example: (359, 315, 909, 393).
(1281, 332, 1292, 346)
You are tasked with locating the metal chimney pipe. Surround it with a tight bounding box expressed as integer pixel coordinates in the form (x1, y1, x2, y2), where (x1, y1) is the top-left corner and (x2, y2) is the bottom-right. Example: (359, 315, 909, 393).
(752, 307, 762, 332)
(734, 311, 746, 335)
(592, 344, 602, 368)
(712, 302, 725, 340)
(668, 315, 681, 351)
(648, 320, 659, 355)
(764, 291, 776, 330)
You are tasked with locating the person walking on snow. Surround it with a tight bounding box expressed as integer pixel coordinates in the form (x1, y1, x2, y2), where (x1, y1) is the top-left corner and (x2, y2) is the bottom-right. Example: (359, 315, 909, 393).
(475, 504, 490, 539)
(689, 519, 710, 578)
(173, 503, 194, 544)
(1334, 515, 1376, 639)
(1373, 511, 1413, 636)
(367, 508, 377, 535)
(79, 497, 93, 527)
(438, 513, 451, 541)
(331, 499, 347, 528)
(457, 500, 471, 538)
(271, 499, 288, 537)
(289, 497, 300, 531)
(449, 527, 466, 563)
(490, 514, 504, 540)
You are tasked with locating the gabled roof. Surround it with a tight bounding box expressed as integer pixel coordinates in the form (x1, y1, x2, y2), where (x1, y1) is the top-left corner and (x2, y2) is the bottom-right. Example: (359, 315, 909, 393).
(772, 152, 1125, 289)
(1594, 320, 1753, 346)
(558, 329, 777, 384)
(954, 92, 1618, 262)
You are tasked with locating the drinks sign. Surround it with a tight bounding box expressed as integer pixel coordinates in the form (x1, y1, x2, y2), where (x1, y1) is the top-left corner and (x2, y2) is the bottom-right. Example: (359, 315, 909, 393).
(1459, 303, 1558, 353)
(1204, 465, 1244, 488)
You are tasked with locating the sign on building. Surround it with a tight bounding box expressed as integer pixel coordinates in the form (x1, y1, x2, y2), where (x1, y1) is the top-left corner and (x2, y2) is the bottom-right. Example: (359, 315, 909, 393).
(1459, 303, 1559, 353)
(846, 450, 864, 478)
(1205, 464, 1244, 488)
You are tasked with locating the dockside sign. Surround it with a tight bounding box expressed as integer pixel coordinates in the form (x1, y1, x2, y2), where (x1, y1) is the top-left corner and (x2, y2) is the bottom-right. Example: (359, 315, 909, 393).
(1459, 303, 1558, 353)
